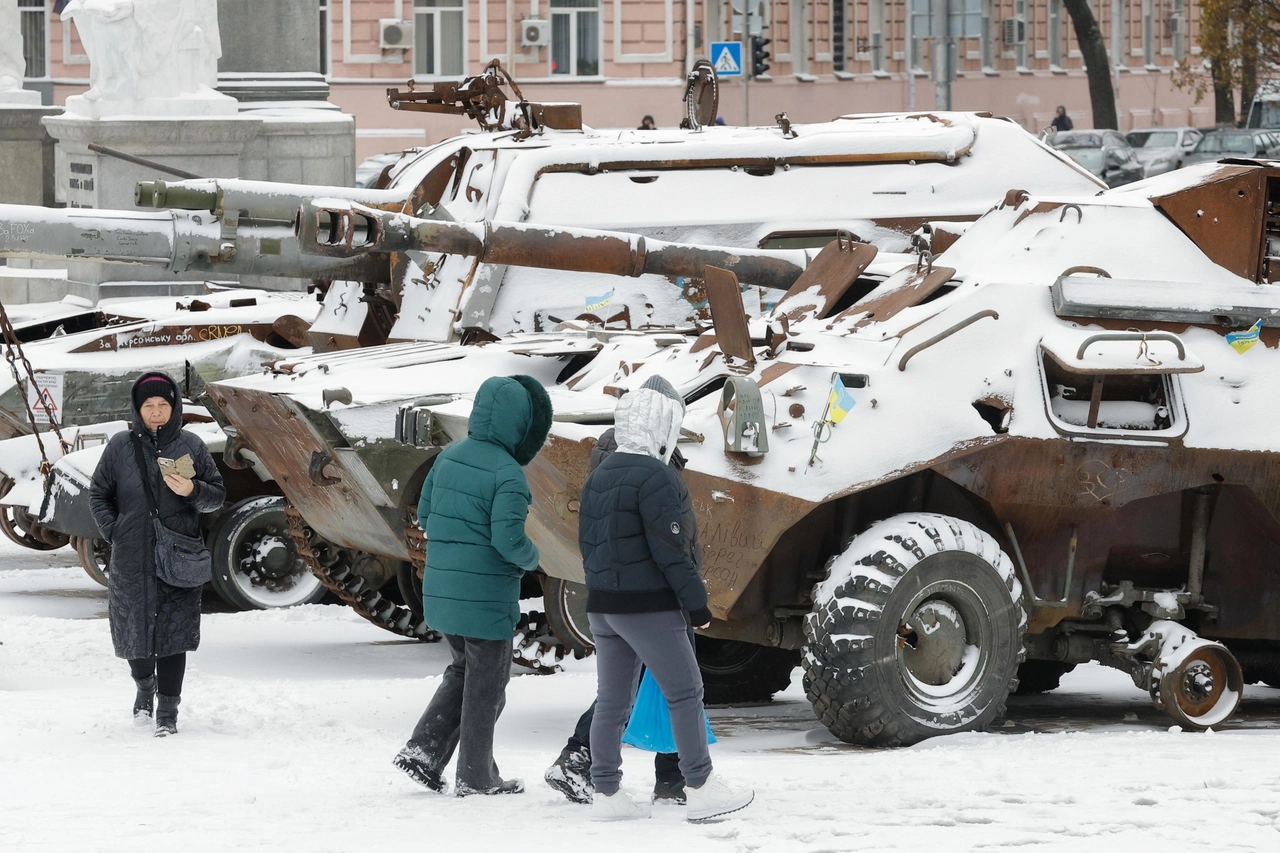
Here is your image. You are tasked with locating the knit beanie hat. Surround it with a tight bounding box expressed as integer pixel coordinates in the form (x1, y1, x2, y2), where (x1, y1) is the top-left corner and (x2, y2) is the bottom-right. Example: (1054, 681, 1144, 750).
(132, 373, 177, 411)
(639, 374, 682, 404)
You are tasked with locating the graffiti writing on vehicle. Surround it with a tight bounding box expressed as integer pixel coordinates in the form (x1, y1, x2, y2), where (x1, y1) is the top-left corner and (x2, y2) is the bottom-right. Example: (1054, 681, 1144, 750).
(0, 221, 36, 240)
(198, 325, 246, 341)
(1076, 459, 1128, 503)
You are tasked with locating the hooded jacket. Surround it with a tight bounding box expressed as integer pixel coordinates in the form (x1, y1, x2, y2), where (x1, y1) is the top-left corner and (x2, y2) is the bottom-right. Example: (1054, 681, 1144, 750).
(578, 386, 711, 625)
(89, 372, 225, 660)
(418, 374, 553, 641)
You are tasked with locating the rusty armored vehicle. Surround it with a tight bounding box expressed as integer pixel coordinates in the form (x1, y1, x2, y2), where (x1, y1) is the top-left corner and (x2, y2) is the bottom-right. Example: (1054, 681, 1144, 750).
(0, 64, 1101, 638)
(213, 156, 1280, 740)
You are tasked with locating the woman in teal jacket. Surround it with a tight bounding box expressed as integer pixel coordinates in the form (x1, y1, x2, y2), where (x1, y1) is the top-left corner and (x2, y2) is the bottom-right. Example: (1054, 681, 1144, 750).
(393, 374, 552, 796)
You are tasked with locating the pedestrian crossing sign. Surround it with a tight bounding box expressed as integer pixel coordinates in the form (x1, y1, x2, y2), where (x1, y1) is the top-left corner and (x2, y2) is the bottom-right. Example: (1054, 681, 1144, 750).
(710, 42, 743, 77)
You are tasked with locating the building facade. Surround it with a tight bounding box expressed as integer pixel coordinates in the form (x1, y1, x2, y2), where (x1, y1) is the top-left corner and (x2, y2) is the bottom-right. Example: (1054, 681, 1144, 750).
(20, 0, 1210, 161)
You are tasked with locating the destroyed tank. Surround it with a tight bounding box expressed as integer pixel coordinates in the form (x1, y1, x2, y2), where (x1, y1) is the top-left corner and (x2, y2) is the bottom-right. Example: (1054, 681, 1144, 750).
(218, 157, 1280, 737)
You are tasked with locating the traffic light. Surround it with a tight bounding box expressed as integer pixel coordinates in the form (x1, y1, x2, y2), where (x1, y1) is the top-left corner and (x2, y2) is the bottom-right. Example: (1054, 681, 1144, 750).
(751, 36, 771, 78)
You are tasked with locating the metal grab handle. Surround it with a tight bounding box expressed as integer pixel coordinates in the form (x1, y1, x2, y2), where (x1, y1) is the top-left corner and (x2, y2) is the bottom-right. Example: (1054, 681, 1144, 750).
(1059, 265, 1111, 278)
(898, 310, 999, 371)
(1075, 331, 1186, 361)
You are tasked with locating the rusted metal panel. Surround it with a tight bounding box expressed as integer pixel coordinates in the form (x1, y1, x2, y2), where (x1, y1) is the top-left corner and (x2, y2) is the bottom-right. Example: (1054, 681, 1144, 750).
(703, 266, 754, 366)
(69, 320, 286, 353)
(775, 238, 878, 323)
(1149, 165, 1267, 280)
(207, 384, 411, 560)
(845, 265, 957, 328)
(529, 432, 818, 618)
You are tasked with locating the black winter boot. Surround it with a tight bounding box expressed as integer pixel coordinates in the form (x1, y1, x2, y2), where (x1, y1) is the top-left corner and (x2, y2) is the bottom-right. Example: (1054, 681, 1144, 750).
(393, 745, 448, 793)
(544, 744, 593, 804)
(132, 675, 156, 722)
(155, 694, 180, 737)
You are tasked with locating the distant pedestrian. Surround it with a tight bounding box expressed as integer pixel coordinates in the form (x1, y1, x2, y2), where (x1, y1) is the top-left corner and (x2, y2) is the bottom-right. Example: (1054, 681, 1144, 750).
(544, 377, 699, 808)
(638, 115, 656, 130)
(393, 374, 553, 796)
(1052, 105, 1074, 132)
(578, 376, 754, 822)
(89, 372, 225, 737)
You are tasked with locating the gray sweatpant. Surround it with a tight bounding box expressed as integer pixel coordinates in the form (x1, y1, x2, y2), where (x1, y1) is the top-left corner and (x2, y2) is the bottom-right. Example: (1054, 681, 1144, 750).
(588, 609, 712, 796)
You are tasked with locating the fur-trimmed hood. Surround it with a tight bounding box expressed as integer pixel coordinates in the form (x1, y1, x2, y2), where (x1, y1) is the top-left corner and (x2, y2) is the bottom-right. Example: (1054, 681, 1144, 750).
(467, 374, 553, 466)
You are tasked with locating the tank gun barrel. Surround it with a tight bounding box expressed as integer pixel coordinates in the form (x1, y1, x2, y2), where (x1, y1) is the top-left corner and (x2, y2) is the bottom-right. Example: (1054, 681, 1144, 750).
(133, 178, 415, 224)
(296, 200, 809, 291)
(0, 203, 387, 282)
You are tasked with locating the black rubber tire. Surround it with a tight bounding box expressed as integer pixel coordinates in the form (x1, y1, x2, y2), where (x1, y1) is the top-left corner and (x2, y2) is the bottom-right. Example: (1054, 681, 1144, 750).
(209, 496, 327, 611)
(696, 636, 800, 705)
(396, 561, 424, 618)
(803, 512, 1026, 747)
(542, 575, 594, 659)
(1014, 660, 1076, 695)
(73, 536, 111, 587)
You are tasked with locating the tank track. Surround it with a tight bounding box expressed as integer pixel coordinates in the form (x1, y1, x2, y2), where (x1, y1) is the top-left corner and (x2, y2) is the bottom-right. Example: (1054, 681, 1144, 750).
(285, 506, 440, 642)
(404, 520, 566, 675)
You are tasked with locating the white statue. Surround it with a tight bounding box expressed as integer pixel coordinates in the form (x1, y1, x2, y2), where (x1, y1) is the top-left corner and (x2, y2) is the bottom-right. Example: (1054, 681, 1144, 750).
(62, 0, 235, 117)
(0, 0, 40, 103)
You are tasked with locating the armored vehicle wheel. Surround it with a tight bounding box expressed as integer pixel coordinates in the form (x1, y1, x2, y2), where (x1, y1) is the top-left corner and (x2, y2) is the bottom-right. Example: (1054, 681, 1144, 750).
(803, 513, 1026, 747)
(72, 536, 111, 587)
(210, 497, 327, 611)
(542, 576, 594, 659)
(1014, 660, 1076, 695)
(396, 561, 424, 618)
(696, 637, 800, 705)
(0, 502, 70, 551)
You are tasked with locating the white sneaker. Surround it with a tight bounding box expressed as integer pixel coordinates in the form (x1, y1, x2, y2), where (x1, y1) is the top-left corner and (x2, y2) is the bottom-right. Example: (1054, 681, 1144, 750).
(591, 789, 652, 821)
(685, 773, 754, 822)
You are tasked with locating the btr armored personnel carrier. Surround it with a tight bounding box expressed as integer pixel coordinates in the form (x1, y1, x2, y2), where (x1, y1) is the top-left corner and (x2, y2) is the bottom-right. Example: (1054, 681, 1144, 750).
(213, 156, 1280, 739)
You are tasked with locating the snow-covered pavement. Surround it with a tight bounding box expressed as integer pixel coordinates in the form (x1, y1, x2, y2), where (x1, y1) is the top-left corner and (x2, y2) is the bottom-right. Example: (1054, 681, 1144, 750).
(3, 539, 1280, 852)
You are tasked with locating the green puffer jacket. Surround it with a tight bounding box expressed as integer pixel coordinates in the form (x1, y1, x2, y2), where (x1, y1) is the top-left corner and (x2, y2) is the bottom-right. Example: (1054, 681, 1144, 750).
(418, 374, 553, 640)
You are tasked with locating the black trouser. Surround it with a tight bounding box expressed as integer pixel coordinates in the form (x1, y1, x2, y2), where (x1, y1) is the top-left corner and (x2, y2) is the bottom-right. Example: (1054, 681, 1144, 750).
(128, 653, 186, 695)
(407, 633, 512, 792)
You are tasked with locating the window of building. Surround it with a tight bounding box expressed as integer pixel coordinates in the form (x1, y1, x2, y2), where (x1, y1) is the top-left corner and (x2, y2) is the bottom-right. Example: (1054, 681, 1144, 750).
(1170, 0, 1186, 62)
(981, 0, 994, 68)
(832, 0, 846, 71)
(1014, 0, 1027, 68)
(1048, 0, 1061, 66)
(1142, 0, 1154, 65)
(414, 0, 465, 78)
(19, 0, 47, 79)
(909, 0, 929, 70)
(869, 0, 887, 72)
(550, 0, 600, 76)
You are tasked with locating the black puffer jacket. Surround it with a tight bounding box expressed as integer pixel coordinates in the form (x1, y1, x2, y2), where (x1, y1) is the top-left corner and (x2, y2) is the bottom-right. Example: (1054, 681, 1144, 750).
(90, 373, 225, 660)
(579, 388, 710, 625)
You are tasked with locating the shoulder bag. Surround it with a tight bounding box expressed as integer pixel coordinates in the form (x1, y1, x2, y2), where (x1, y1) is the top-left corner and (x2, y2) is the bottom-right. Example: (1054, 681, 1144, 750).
(130, 433, 211, 588)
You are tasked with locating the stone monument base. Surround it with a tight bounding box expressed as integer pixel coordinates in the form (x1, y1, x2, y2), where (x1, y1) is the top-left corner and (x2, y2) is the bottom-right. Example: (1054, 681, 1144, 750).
(64, 91, 240, 120)
(0, 89, 42, 106)
(0, 105, 60, 206)
(21, 108, 355, 300)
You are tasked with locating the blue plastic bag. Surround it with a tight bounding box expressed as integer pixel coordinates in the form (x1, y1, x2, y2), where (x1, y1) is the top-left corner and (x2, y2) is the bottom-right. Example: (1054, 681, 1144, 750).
(622, 669, 716, 753)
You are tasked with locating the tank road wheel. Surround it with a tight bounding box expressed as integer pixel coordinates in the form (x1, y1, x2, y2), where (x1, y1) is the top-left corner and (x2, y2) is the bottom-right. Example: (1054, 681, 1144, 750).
(72, 536, 112, 587)
(1153, 642, 1244, 730)
(697, 637, 800, 705)
(396, 561, 424, 618)
(803, 513, 1027, 747)
(1014, 660, 1076, 695)
(542, 575, 594, 659)
(210, 497, 327, 611)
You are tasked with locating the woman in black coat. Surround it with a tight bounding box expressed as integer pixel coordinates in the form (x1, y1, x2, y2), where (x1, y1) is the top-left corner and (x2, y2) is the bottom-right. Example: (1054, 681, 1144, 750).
(90, 372, 225, 736)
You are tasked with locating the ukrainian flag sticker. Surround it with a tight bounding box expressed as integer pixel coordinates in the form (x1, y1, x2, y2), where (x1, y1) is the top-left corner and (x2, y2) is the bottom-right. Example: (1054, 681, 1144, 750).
(1226, 318, 1263, 354)
(828, 375, 856, 424)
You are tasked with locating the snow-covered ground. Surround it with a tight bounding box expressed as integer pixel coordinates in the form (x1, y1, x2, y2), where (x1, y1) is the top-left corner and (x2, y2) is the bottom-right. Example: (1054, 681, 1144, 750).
(4, 537, 1280, 852)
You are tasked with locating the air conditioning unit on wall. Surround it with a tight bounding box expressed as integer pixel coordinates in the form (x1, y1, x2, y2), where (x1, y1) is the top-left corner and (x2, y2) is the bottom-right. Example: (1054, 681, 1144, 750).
(522, 19, 551, 48)
(380, 19, 414, 50)
(1002, 18, 1026, 45)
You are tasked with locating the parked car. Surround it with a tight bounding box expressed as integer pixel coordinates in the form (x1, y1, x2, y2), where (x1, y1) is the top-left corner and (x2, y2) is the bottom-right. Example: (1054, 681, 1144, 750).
(354, 152, 405, 188)
(1045, 130, 1145, 187)
(1183, 129, 1280, 166)
(1125, 127, 1203, 176)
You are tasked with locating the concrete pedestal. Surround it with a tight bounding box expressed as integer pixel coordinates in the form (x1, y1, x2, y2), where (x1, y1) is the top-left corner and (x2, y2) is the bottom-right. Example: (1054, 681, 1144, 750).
(0, 105, 59, 206)
(13, 109, 356, 301)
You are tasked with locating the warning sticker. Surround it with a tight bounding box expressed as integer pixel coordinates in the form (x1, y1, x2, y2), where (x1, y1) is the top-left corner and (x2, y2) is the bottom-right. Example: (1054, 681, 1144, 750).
(27, 373, 64, 425)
